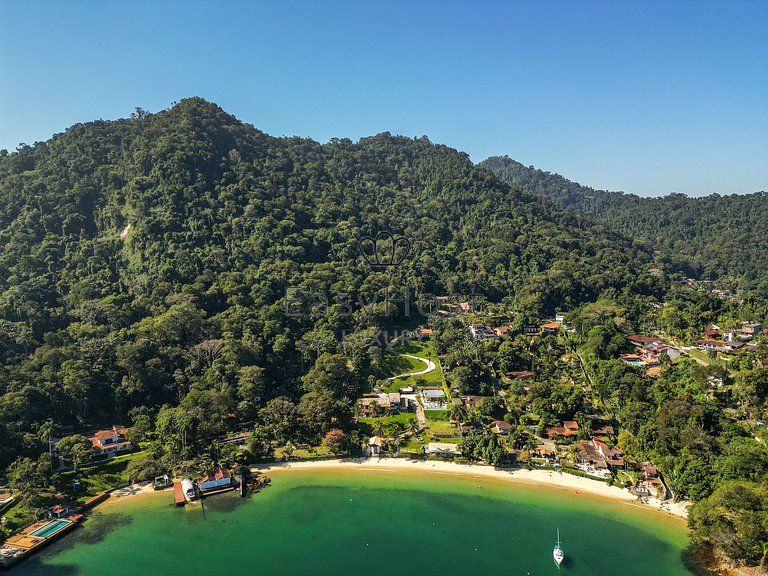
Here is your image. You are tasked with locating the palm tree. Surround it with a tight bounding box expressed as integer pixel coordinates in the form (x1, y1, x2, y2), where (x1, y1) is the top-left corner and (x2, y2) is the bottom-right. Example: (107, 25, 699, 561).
(407, 418, 421, 436)
(450, 402, 468, 423)
(388, 420, 406, 437)
(372, 420, 386, 439)
(37, 419, 60, 472)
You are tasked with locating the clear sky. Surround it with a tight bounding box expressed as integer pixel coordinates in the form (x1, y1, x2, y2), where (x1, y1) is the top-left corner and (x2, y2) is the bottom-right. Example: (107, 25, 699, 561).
(1, 0, 766, 196)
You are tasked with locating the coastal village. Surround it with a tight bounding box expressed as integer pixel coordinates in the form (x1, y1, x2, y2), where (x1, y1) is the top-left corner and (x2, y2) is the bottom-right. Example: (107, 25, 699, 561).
(0, 294, 765, 569)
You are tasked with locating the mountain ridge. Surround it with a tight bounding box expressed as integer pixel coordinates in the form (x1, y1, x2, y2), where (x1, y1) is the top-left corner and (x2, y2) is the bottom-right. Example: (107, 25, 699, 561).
(480, 155, 768, 296)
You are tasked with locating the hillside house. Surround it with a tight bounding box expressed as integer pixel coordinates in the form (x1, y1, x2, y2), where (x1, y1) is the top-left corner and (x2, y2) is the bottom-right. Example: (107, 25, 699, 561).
(738, 322, 763, 340)
(693, 339, 746, 352)
(546, 420, 579, 438)
(540, 322, 559, 334)
(493, 324, 514, 337)
(505, 370, 535, 381)
(469, 324, 499, 341)
(491, 420, 512, 435)
(90, 425, 132, 458)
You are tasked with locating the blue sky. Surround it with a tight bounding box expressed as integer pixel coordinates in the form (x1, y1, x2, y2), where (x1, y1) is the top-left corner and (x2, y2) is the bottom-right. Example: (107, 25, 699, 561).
(1, 0, 766, 196)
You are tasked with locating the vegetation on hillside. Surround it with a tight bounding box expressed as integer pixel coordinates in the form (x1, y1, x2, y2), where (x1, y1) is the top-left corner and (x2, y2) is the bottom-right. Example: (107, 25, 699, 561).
(0, 100, 766, 569)
(480, 156, 768, 297)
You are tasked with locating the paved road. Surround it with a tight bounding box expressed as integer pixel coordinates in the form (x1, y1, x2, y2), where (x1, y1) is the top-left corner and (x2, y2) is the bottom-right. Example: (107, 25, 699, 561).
(383, 354, 436, 381)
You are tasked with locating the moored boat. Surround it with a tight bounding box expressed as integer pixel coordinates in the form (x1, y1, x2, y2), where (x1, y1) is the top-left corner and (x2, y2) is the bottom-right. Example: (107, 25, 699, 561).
(553, 528, 564, 566)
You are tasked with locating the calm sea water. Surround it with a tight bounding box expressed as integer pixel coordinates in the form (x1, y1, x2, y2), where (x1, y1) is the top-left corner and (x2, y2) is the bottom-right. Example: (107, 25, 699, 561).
(13, 469, 694, 576)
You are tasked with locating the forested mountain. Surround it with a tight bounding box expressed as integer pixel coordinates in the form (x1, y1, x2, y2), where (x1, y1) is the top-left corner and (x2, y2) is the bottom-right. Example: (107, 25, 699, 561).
(480, 156, 768, 296)
(0, 98, 660, 464)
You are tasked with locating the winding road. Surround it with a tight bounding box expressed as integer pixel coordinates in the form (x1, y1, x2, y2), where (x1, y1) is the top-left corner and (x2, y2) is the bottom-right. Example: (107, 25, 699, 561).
(383, 354, 437, 381)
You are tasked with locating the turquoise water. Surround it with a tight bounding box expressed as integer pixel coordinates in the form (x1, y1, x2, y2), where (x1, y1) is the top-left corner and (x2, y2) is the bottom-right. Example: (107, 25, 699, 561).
(14, 469, 694, 576)
(28, 519, 70, 539)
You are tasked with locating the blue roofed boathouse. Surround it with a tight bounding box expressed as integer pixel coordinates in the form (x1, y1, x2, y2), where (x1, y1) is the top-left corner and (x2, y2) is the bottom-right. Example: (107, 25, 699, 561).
(198, 467, 236, 494)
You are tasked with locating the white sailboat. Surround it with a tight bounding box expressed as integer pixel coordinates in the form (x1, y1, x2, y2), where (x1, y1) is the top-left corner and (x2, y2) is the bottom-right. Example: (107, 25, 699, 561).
(553, 528, 564, 566)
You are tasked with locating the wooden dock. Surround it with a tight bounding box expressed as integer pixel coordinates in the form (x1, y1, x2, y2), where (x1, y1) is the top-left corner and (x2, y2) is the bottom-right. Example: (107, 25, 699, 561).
(173, 481, 185, 506)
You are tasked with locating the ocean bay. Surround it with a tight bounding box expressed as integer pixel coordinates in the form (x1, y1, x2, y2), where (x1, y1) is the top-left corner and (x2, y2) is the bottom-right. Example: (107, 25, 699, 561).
(13, 469, 693, 576)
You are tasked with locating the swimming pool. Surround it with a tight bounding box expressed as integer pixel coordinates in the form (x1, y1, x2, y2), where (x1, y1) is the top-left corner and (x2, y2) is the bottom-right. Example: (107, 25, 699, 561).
(29, 519, 70, 539)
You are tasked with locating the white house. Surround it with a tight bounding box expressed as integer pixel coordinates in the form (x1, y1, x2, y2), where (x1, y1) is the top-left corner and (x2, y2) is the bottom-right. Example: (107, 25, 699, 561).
(424, 442, 460, 456)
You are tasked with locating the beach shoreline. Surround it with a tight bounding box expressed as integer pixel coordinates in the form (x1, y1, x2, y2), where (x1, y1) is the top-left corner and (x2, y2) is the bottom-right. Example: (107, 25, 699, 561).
(101, 457, 690, 521)
(253, 457, 691, 520)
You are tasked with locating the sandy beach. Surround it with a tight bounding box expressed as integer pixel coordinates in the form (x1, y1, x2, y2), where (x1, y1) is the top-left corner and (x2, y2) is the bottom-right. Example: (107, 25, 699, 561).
(254, 457, 690, 520)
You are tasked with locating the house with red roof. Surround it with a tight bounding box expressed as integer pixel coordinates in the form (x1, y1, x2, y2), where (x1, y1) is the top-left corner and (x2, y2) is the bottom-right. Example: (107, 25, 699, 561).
(90, 425, 132, 458)
(546, 420, 579, 438)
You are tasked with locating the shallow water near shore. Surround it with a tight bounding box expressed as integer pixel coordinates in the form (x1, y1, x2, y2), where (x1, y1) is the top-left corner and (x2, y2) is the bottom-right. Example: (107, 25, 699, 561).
(12, 468, 693, 576)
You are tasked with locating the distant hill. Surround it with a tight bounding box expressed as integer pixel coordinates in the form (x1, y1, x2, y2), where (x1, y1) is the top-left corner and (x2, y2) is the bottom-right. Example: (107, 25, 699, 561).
(0, 98, 661, 448)
(479, 156, 768, 297)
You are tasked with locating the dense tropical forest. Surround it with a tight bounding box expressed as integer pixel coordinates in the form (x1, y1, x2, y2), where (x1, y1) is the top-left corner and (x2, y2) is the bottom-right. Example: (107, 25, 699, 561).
(0, 99, 766, 571)
(0, 97, 662, 444)
(480, 156, 768, 297)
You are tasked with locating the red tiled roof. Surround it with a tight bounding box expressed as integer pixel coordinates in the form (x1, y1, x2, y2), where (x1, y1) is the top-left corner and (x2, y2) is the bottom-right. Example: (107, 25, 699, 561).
(505, 370, 535, 379)
(628, 334, 661, 343)
(592, 424, 615, 436)
(694, 338, 727, 346)
(200, 467, 231, 483)
(546, 426, 577, 437)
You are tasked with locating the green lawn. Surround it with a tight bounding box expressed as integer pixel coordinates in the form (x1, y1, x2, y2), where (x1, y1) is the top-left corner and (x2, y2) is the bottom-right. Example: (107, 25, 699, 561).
(379, 352, 427, 378)
(684, 347, 733, 371)
(424, 409, 449, 420)
(426, 419, 458, 436)
(358, 413, 418, 436)
(372, 339, 447, 392)
(0, 455, 138, 537)
(400, 437, 427, 453)
(275, 445, 332, 459)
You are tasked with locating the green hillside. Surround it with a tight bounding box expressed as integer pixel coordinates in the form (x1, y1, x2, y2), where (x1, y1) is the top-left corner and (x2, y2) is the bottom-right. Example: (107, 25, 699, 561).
(480, 155, 768, 296)
(0, 98, 660, 465)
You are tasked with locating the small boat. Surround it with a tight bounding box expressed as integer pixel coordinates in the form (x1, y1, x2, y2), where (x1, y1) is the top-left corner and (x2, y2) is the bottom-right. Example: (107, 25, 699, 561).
(553, 528, 564, 566)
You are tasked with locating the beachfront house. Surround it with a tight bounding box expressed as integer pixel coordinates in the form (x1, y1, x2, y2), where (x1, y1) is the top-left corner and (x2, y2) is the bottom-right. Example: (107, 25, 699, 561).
(198, 467, 235, 493)
(593, 438, 625, 471)
(366, 436, 383, 456)
(46, 505, 69, 519)
(90, 425, 132, 458)
(424, 442, 460, 457)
